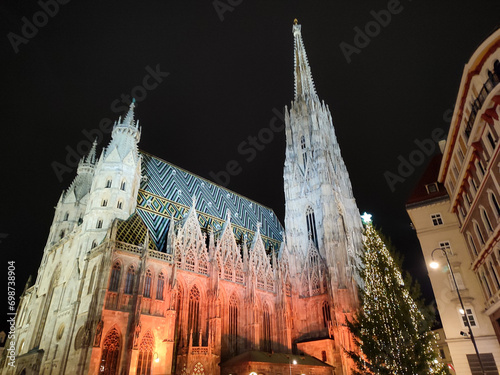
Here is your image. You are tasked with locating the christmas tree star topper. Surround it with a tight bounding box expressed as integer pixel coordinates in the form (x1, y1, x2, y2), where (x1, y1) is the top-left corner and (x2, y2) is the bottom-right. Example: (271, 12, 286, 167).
(361, 212, 372, 224)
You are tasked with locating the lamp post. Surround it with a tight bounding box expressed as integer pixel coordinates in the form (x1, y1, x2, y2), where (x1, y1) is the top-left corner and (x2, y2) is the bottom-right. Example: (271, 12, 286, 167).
(430, 247, 486, 375)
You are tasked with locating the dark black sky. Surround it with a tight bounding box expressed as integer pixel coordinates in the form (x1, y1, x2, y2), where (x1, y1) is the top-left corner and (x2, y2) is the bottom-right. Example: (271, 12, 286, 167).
(1, 0, 499, 332)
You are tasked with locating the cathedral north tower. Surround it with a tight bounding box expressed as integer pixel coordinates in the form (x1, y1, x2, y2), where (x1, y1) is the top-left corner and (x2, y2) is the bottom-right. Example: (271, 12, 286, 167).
(283, 20, 363, 327)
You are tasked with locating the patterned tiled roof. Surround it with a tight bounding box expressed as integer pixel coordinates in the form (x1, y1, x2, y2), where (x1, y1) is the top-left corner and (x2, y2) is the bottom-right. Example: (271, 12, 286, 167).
(136, 152, 284, 252)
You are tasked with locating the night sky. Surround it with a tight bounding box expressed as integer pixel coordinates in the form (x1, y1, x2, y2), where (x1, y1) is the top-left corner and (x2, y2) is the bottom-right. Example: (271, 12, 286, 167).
(1, 0, 499, 333)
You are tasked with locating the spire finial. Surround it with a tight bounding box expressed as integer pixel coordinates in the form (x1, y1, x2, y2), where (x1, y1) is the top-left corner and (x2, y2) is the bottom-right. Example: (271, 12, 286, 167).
(122, 99, 136, 126)
(292, 22, 317, 100)
(293, 18, 298, 25)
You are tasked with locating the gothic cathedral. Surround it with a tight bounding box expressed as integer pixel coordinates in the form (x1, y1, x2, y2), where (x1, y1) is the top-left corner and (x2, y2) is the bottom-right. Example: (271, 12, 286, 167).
(3, 22, 363, 375)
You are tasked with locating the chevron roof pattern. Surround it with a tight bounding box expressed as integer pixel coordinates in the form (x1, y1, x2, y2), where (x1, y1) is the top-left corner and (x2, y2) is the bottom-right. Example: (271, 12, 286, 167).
(136, 152, 284, 252)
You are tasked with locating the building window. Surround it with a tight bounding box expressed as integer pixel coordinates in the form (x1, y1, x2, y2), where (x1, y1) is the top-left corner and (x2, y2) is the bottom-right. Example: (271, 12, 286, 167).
(88, 266, 97, 294)
(144, 270, 152, 298)
(322, 301, 332, 328)
(322, 350, 327, 362)
(431, 213, 443, 226)
(482, 271, 492, 298)
(117, 201, 123, 210)
(490, 261, 500, 290)
(105, 179, 112, 188)
(490, 192, 500, 218)
(109, 262, 121, 292)
(156, 273, 165, 300)
(467, 353, 497, 375)
(101, 199, 108, 207)
(477, 159, 486, 177)
(475, 222, 485, 245)
(460, 307, 477, 327)
(124, 266, 135, 295)
(306, 207, 318, 247)
(487, 131, 496, 151)
(229, 294, 238, 353)
(439, 349, 446, 359)
(439, 241, 452, 255)
(120, 181, 126, 191)
(100, 328, 121, 375)
(426, 183, 438, 194)
(448, 272, 465, 290)
(136, 331, 154, 375)
(482, 208, 493, 233)
(91, 240, 98, 249)
(262, 302, 272, 352)
(300, 135, 308, 168)
(63, 212, 69, 221)
(468, 234, 478, 256)
(97, 219, 103, 229)
(188, 286, 201, 346)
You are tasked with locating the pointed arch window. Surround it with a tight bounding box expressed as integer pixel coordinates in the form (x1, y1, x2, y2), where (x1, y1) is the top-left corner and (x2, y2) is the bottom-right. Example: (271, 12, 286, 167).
(185, 251, 196, 272)
(63, 212, 69, 221)
(97, 219, 103, 229)
(91, 240, 98, 249)
(101, 199, 108, 207)
(109, 262, 121, 292)
(482, 208, 493, 233)
(144, 270, 152, 298)
(117, 200, 123, 210)
(322, 301, 332, 328)
(475, 222, 485, 245)
(300, 135, 307, 167)
(262, 302, 272, 352)
(490, 192, 500, 218)
(468, 234, 478, 257)
(88, 266, 97, 295)
(229, 294, 238, 353)
(482, 271, 492, 297)
(490, 261, 500, 290)
(188, 286, 201, 346)
(120, 181, 126, 191)
(306, 207, 318, 248)
(105, 179, 112, 188)
(99, 328, 120, 375)
(156, 273, 165, 300)
(136, 330, 154, 375)
(124, 266, 135, 294)
(199, 254, 209, 276)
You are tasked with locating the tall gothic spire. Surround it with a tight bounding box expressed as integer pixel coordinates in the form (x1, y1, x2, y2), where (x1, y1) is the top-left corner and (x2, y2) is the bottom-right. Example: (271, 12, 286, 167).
(293, 19, 317, 101)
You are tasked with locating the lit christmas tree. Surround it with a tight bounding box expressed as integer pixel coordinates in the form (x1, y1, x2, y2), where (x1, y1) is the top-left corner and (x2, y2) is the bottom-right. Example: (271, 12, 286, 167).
(346, 213, 448, 375)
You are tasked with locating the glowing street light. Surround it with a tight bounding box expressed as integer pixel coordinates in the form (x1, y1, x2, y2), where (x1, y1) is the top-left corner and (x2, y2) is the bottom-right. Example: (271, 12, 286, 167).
(430, 247, 486, 375)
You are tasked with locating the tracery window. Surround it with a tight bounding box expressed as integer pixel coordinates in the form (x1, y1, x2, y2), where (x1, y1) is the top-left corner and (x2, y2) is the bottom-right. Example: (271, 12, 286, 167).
(306, 207, 318, 248)
(124, 265, 135, 294)
(109, 262, 121, 292)
(99, 328, 120, 375)
(300, 135, 307, 167)
(322, 301, 332, 328)
(224, 261, 233, 281)
(199, 254, 208, 275)
(229, 294, 238, 352)
(156, 273, 165, 300)
(475, 222, 485, 245)
(185, 250, 196, 272)
(144, 269, 152, 298)
(262, 302, 272, 352)
(136, 331, 154, 375)
(188, 286, 201, 346)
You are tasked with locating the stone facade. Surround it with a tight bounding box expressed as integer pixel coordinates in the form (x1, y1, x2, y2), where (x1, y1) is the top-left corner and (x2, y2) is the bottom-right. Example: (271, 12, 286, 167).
(1, 22, 362, 375)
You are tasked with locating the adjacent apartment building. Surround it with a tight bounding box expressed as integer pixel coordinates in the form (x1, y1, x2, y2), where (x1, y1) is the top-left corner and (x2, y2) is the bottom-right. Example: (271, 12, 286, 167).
(407, 27, 500, 374)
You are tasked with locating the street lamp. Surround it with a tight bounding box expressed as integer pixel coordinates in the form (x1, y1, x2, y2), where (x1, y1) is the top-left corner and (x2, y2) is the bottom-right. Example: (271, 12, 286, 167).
(430, 247, 486, 375)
